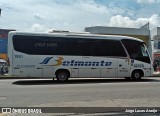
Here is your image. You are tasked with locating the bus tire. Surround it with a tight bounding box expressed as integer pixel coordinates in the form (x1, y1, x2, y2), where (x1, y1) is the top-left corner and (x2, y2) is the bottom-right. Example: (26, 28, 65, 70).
(131, 70, 142, 80)
(56, 70, 69, 82)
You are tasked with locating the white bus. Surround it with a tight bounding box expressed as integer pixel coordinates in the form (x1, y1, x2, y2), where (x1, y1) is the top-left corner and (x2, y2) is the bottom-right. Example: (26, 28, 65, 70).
(8, 31, 153, 82)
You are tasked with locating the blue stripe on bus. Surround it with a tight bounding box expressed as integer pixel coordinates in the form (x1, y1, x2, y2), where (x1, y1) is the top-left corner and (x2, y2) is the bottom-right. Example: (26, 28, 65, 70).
(40, 57, 53, 64)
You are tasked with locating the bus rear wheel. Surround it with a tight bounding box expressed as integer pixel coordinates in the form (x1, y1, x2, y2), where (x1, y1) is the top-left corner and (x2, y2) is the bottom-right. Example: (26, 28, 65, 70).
(56, 71, 69, 82)
(131, 70, 142, 80)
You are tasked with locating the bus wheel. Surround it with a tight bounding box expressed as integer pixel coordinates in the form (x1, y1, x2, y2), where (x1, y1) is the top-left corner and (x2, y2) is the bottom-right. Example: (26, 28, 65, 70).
(56, 71, 69, 82)
(131, 70, 142, 80)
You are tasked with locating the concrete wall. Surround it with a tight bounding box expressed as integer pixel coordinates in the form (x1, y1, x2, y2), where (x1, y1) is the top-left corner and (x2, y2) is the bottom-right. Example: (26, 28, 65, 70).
(85, 26, 150, 36)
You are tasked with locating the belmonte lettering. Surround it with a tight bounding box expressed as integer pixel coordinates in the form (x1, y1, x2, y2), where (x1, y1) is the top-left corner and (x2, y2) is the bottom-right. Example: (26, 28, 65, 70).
(62, 60, 112, 67)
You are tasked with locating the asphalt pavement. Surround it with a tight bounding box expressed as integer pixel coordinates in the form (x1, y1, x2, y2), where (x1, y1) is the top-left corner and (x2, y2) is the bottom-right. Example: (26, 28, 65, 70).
(0, 77, 160, 115)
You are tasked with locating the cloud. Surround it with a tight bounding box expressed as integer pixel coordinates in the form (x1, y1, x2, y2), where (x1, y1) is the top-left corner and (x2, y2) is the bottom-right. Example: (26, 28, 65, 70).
(1, 0, 120, 32)
(149, 14, 160, 26)
(34, 13, 45, 20)
(31, 24, 50, 32)
(108, 14, 160, 29)
(0, 0, 160, 32)
(137, 0, 160, 4)
(0, 0, 110, 32)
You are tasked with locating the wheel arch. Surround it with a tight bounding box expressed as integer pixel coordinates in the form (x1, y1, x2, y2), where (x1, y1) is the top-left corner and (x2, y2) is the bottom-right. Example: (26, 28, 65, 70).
(131, 69, 144, 77)
(55, 68, 71, 77)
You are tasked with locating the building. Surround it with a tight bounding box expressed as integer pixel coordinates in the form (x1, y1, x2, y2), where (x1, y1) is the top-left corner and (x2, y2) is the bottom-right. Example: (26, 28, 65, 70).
(84, 26, 160, 70)
(0, 29, 15, 60)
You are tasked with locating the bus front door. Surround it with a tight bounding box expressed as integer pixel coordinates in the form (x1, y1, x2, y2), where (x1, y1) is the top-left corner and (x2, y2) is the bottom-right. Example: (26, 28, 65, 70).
(117, 58, 130, 77)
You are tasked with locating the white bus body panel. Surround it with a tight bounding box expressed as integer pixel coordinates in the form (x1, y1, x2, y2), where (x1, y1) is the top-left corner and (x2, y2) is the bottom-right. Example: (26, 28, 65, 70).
(12, 54, 152, 78)
(12, 54, 119, 78)
(117, 58, 130, 77)
(130, 59, 153, 77)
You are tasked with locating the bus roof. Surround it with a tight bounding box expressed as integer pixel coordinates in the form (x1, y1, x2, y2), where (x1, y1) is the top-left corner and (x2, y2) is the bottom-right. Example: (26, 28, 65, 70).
(9, 31, 144, 42)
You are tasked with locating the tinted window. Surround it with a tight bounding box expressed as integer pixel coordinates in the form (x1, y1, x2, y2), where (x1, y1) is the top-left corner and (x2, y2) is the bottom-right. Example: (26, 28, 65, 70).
(13, 35, 73, 55)
(13, 35, 126, 57)
(122, 39, 150, 63)
(86, 39, 126, 57)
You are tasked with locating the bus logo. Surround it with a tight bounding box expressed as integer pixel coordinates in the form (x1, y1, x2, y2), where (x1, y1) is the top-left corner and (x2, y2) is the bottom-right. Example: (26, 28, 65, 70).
(40, 57, 112, 67)
(40, 57, 63, 66)
(40, 57, 53, 64)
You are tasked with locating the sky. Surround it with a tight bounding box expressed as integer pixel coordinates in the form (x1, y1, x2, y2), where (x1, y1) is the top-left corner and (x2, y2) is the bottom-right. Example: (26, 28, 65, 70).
(0, 0, 160, 32)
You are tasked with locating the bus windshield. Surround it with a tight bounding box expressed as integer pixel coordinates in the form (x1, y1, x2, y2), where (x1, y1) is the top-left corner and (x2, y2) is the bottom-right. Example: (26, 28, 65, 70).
(140, 43, 149, 57)
(122, 39, 150, 63)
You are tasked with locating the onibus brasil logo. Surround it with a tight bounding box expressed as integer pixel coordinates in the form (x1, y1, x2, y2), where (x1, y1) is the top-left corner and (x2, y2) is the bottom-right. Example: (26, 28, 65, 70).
(40, 57, 112, 67)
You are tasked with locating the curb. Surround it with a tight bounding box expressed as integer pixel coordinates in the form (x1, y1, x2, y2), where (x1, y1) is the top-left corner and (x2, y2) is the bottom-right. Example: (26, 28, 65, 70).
(0, 76, 52, 79)
(0, 76, 160, 80)
(152, 75, 160, 77)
